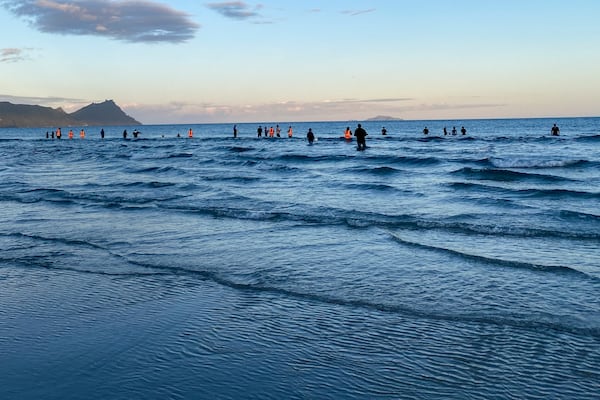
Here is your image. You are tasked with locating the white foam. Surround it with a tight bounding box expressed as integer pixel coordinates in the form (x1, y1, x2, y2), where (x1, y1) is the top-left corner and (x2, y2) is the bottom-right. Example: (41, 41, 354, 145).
(490, 157, 583, 169)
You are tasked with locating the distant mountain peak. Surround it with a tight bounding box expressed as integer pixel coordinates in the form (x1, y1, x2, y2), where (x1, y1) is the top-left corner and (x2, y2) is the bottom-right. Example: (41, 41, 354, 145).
(71, 100, 140, 126)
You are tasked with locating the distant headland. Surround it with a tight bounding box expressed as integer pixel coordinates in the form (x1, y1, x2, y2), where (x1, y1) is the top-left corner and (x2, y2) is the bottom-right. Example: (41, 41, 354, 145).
(365, 115, 404, 121)
(0, 100, 141, 128)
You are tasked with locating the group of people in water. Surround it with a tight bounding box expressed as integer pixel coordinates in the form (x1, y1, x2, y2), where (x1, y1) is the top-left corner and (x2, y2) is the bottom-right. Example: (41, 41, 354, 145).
(45, 127, 89, 139)
(256, 124, 291, 138)
(47, 128, 144, 139)
(45, 123, 562, 143)
(422, 126, 467, 136)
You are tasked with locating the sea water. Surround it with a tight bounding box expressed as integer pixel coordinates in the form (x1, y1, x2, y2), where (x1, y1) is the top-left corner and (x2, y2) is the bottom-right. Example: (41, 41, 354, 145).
(1, 118, 599, 399)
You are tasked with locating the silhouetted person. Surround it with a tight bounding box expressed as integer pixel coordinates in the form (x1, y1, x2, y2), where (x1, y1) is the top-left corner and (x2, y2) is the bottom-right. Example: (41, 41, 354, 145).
(354, 123, 368, 150)
(100, 128, 105, 139)
(123, 129, 128, 139)
(381, 126, 387, 135)
(423, 127, 429, 135)
(551, 124, 560, 136)
(233, 125, 238, 138)
(443, 127, 448, 135)
(461, 126, 467, 135)
(257, 126, 263, 137)
(452, 126, 457, 135)
(307, 128, 315, 144)
(132, 129, 140, 138)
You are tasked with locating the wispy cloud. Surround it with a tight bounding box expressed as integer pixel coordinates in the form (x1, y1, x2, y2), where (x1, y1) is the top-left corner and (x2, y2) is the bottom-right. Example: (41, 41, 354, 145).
(332, 98, 413, 104)
(1, 94, 507, 123)
(1, 0, 200, 43)
(206, 1, 261, 20)
(0, 94, 96, 113)
(0, 48, 31, 62)
(128, 98, 417, 124)
(341, 8, 376, 16)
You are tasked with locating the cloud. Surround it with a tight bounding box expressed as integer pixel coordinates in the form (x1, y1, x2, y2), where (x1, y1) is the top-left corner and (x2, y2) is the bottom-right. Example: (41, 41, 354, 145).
(332, 98, 413, 104)
(0, 94, 96, 112)
(341, 8, 376, 16)
(0, 94, 85, 104)
(0, 48, 30, 62)
(206, 1, 260, 20)
(0, 94, 507, 124)
(1, 0, 200, 43)
(404, 102, 507, 112)
(128, 97, 417, 124)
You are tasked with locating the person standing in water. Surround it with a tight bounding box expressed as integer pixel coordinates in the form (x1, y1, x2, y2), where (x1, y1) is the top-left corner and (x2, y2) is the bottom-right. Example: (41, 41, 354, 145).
(80, 129, 85, 139)
(461, 126, 467, 135)
(257, 126, 263, 137)
(233, 125, 238, 138)
(452, 126, 457, 135)
(344, 127, 352, 141)
(68, 129, 74, 140)
(307, 128, 315, 144)
(443, 127, 448, 136)
(423, 127, 429, 135)
(56, 128, 62, 139)
(276, 125, 281, 137)
(100, 128, 105, 139)
(551, 123, 560, 136)
(354, 123, 368, 150)
(188, 128, 193, 138)
(381, 126, 387, 135)
(287, 126, 293, 138)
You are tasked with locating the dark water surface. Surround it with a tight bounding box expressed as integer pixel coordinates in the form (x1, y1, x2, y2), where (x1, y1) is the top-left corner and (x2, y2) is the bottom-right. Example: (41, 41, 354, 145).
(1, 118, 599, 399)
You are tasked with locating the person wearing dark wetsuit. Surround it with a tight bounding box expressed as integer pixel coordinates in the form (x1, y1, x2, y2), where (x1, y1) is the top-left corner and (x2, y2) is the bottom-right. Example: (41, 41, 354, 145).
(307, 128, 315, 144)
(461, 126, 467, 135)
(551, 124, 560, 136)
(354, 124, 368, 150)
(100, 128, 105, 139)
(257, 126, 262, 137)
(423, 127, 429, 135)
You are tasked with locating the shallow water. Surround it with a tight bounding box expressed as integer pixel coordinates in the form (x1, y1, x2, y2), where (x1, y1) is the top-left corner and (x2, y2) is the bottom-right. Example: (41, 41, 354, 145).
(1, 118, 599, 399)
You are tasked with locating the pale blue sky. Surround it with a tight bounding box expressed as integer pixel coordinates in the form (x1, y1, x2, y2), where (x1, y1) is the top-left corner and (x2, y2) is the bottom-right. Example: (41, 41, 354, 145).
(1, 0, 599, 123)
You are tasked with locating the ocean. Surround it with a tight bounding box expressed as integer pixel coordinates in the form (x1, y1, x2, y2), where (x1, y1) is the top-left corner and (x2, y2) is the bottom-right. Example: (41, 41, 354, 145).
(1, 117, 599, 399)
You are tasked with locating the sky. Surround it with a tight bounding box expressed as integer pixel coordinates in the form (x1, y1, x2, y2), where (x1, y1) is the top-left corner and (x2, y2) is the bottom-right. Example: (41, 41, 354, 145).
(1, 0, 599, 124)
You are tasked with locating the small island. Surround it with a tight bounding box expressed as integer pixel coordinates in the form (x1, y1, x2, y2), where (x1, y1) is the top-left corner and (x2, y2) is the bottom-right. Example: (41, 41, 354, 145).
(365, 115, 403, 121)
